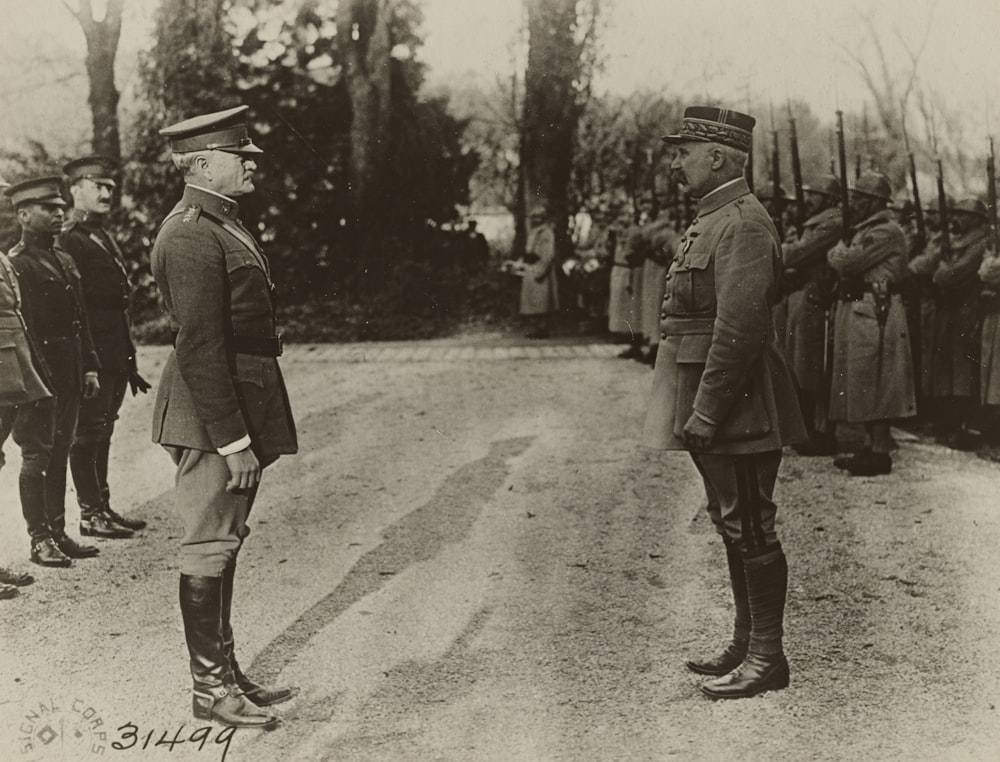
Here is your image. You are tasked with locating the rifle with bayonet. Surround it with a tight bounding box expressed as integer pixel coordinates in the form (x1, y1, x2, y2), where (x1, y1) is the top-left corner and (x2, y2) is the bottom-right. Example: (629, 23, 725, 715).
(901, 111, 926, 250)
(835, 110, 852, 244)
(787, 102, 805, 237)
(936, 154, 953, 261)
(770, 105, 783, 239)
(984, 137, 999, 305)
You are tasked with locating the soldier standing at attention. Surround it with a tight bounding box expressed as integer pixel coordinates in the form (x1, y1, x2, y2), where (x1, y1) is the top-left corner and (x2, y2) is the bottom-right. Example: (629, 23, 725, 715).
(5, 177, 101, 566)
(61, 156, 151, 539)
(643, 107, 806, 700)
(782, 175, 842, 455)
(978, 245, 1000, 451)
(638, 205, 680, 366)
(0, 238, 51, 591)
(151, 106, 298, 729)
(827, 172, 916, 476)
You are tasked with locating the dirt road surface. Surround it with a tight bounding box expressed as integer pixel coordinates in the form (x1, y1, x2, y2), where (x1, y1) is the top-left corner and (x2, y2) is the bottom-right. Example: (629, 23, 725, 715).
(1, 337, 998, 762)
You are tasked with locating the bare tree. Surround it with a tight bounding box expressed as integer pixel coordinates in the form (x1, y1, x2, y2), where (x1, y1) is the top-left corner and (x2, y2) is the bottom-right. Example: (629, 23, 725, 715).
(63, 0, 125, 161)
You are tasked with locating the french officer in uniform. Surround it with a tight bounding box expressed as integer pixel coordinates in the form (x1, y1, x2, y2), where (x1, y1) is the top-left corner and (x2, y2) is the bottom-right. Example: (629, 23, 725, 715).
(151, 106, 298, 729)
(643, 106, 805, 700)
(61, 155, 151, 540)
(5, 176, 101, 567)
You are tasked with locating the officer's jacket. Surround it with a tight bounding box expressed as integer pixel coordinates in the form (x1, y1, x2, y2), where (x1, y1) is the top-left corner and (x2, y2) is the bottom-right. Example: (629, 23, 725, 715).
(827, 210, 907, 284)
(0, 253, 51, 406)
(150, 185, 297, 464)
(642, 177, 805, 454)
(60, 212, 137, 374)
(8, 231, 100, 394)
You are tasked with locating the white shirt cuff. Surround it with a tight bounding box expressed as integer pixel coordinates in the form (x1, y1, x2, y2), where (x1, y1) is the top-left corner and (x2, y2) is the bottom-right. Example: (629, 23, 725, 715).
(217, 436, 251, 456)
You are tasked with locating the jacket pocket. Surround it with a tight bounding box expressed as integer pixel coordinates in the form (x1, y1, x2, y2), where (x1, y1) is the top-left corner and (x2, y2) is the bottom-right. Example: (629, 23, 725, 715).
(673, 247, 715, 313)
(234, 354, 266, 388)
(0, 342, 26, 396)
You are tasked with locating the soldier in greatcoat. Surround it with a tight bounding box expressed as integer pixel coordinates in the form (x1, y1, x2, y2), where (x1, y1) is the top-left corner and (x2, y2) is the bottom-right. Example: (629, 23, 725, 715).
(926, 199, 988, 448)
(781, 175, 842, 455)
(607, 205, 643, 353)
(519, 204, 559, 338)
(151, 106, 298, 729)
(643, 106, 805, 700)
(61, 155, 151, 539)
(827, 172, 916, 476)
(638, 206, 680, 365)
(5, 177, 101, 566)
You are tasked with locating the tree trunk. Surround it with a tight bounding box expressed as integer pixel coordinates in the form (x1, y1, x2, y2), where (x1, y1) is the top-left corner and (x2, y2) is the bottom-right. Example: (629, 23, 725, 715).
(66, 0, 124, 162)
(522, 0, 584, 261)
(337, 0, 393, 227)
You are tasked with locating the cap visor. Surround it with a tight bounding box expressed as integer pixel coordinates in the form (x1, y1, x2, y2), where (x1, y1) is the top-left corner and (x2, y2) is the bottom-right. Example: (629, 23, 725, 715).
(661, 134, 712, 144)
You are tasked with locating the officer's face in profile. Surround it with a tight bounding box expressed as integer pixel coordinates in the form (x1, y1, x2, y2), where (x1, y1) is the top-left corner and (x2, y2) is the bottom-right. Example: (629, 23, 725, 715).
(671, 142, 719, 198)
(72, 178, 114, 215)
(205, 150, 258, 197)
(17, 201, 64, 235)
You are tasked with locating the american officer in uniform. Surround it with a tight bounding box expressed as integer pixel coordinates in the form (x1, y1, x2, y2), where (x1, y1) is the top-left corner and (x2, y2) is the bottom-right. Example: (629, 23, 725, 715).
(62, 155, 151, 539)
(827, 172, 916, 476)
(5, 176, 101, 567)
(643, 107, 806, 699)
(0, 240, 51, 593)
(151, 106, 298, 729)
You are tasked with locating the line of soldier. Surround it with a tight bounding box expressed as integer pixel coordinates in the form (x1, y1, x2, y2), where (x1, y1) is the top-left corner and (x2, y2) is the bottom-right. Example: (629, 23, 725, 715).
(0, 157, 149, 600)
(762, 138, 1000, 475)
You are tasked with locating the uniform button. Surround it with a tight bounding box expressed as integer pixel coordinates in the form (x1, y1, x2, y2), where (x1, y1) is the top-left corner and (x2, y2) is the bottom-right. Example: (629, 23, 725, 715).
(660, 312, 667, 320)
(660, 332, 666, 340)
(664, 294, 671, 300)
(665, 273, 673, 281)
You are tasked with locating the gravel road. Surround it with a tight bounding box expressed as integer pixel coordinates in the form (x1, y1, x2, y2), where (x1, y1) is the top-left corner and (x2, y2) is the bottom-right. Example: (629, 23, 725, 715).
(1, 337, 998, 762)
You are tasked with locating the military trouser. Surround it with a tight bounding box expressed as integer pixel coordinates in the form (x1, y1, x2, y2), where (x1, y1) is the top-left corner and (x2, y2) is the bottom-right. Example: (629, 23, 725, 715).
(690, 450, 783, 555)
(166, 446, 259, 577)
(0, 398, 59, 540)
(70, 369, 128, 512)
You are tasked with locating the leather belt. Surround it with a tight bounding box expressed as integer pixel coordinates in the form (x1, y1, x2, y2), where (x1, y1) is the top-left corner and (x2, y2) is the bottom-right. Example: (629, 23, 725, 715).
(171, 332, 283, 357)
(660, 317, 715, 335)
(836, 280, 903, 302)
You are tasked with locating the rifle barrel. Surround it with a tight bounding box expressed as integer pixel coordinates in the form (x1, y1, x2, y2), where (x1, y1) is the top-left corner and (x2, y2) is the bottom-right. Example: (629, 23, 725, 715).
(836, 110, 851, 242)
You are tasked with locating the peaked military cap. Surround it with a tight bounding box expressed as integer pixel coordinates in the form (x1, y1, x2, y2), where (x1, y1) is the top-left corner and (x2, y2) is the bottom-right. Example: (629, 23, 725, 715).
(662, 106, 756, 152)
(3, 176, 67, 208)
(850, 172, 893, 203)
(63, 155, 118, 186)
(803, 174, 841, 199)
(159, 105, 263, 155)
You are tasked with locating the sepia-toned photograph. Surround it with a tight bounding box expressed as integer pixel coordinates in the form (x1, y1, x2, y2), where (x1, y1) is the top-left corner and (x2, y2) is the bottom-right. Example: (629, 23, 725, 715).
(0, 0, 998, 759)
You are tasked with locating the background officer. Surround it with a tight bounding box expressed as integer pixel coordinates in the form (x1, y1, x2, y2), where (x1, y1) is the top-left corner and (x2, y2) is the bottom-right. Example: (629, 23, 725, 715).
(643, 106, 805, 700)
(151, 106, 298, 729)
(5, 176, 101, 565)
(62, 155, 151, 539)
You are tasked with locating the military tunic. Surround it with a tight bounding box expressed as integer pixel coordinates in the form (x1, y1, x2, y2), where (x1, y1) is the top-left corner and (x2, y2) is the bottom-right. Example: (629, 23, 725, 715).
(781, 207, 840, 393)
(827, 210, 916, 423)
(151, 185, 297, 576)
(8, 231, 100, 535)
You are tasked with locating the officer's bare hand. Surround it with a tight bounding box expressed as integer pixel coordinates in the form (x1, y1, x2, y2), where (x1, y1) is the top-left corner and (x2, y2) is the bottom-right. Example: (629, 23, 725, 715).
(682, 413, 717, 450)
(83, 371, 101, 399)
(224, 448, 260, 493)
(128, 370, 152, 396)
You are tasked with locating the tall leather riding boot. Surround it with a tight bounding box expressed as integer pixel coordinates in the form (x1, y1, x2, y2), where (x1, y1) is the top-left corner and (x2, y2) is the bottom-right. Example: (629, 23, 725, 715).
(221, 562, 297, 707)
(179, 574, 280, 729)
(687, 537, 749, 675)
(70, 441, 104, 513)
(97, 440, 146, 531)
(702, 545, 790, 699)
(22, 474, 71, 567)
